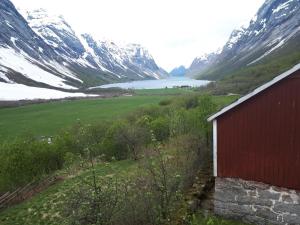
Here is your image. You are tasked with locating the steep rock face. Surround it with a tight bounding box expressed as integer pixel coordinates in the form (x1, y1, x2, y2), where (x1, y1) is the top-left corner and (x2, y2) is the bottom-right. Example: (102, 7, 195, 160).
(0, 1, 81, 89)
(188, 0, 300, 81)
(24, 9, 86, 60)
(0, 1, 56, 60)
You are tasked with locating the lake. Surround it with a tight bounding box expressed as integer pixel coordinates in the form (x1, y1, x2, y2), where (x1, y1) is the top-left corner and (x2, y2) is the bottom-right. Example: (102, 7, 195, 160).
(92, 77, 211, 89)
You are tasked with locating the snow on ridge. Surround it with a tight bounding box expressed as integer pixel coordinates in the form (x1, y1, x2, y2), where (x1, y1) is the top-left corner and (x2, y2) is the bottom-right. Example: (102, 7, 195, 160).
(124, 44, 153, 60)
(196, 54, 209, 61)
(24, 9, 74, 35)
(272, 0, 294, 13)
(226, 27, 246, 49)
(0, 82, 95, 101)
(248, 26, 300, 66)
(248, 39, 286, 66)
(10, 37, 17, 46)
(78, 34, 115, 74)
(5, 20, 14, 29)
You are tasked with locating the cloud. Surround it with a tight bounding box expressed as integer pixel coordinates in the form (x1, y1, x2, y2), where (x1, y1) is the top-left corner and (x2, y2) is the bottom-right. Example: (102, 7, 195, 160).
(12, 0, 265, 71)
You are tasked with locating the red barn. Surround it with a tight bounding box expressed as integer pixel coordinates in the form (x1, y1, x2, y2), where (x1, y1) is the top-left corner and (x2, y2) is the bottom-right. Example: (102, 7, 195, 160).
(208, 63, 300, 191)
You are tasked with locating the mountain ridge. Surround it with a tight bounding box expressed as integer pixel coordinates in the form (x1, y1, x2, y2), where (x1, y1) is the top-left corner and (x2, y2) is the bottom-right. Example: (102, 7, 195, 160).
(0, 2, 168, 91)
(186, 0, 300, 93)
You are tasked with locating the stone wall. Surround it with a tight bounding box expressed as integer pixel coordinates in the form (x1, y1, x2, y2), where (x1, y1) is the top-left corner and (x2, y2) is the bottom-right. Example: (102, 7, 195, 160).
(214, 177, 300, 225)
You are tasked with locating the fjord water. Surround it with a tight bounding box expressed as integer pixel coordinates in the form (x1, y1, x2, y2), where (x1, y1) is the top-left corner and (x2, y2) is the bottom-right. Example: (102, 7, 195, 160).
(94, 77, 211, 89)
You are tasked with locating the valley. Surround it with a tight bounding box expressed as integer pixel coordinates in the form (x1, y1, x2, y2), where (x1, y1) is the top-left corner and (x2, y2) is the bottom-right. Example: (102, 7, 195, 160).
(0, 0, 299, 224)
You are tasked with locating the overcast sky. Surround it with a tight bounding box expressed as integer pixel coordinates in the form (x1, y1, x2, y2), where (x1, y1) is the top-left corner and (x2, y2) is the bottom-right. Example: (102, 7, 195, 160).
(12, 0, 265, 71)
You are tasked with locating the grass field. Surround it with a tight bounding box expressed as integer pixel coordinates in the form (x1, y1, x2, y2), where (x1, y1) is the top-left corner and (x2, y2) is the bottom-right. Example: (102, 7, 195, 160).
(134, 88, 196, 95)
(0, 95, 169, 141)
(0, 89, 238, 142)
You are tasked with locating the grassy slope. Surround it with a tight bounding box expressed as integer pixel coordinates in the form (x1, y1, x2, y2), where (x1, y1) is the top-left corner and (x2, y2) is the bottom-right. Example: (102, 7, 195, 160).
(0, 160, 135, 225)
(0, 95, 169, 141)
(0, 92, 241, 225)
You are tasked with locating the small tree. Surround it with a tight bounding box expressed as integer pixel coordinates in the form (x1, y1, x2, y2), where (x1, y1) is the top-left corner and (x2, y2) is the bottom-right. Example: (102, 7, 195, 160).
(116, 123, 150, 160)
(65, 150, 127, 225)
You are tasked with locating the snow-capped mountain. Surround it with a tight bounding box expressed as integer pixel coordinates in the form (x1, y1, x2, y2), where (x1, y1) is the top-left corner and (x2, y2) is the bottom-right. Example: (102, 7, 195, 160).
(170, 66, 186, 77)
(188, 0, 300, 81)
(23, 9, 168, 82)
(80, 34, 168, 80)
(0, 1, 167, 93)
(186, 50, 220, 77)
(0, 0, 83, 89)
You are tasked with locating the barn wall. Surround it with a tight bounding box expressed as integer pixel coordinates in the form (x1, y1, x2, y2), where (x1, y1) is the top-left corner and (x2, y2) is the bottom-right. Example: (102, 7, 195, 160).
(217, 70, 300, 190)
(214, 177, 300, 225)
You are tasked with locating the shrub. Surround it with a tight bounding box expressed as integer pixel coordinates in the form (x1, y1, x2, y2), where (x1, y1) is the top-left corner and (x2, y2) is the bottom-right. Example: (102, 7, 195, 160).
(150, 117, 170, 142)
(159, 99, 172, 106)
(174, 95, 199, 109)
(0, 137, 64, 192)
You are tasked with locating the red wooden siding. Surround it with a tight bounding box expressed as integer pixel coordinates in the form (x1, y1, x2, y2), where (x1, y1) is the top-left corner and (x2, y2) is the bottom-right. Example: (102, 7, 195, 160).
(217, 70, 300, 190)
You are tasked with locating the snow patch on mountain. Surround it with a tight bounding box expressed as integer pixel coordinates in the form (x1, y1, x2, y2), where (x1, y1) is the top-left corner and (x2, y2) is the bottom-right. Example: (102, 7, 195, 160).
(272, 0, 294, 13)
(0, 82, 95, 101)
(226, 27, 246, 49)
(0, 47, 77, 89)
(0, 71, 11, 83)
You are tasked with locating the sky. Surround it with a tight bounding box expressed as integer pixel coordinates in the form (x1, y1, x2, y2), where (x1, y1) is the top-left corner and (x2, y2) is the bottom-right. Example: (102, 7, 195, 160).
(12, 0, 265, 72)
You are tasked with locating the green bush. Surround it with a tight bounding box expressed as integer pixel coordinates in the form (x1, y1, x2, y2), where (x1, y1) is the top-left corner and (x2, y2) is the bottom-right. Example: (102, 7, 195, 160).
(150, 117, 170, 142)
(174, 95, 199, 109)
(159, 99, 172, 106)
(0, 137, 64, 192)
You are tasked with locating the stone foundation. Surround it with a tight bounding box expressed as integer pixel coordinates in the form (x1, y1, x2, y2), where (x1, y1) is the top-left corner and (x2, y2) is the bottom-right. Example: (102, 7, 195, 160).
(214, 177, 300, 225)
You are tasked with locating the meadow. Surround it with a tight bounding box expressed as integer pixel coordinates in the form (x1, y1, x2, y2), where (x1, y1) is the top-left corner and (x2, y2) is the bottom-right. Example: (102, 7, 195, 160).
(0, 95, 169, 141)
(0, 89, 237, 142)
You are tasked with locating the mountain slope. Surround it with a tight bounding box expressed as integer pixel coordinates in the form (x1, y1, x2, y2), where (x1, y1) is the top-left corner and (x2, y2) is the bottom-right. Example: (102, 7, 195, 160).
(0, 1, 167, 92)
(23, 9, 168, 83)
(189, 0, 300, 93)
(0, 0, 82, 89)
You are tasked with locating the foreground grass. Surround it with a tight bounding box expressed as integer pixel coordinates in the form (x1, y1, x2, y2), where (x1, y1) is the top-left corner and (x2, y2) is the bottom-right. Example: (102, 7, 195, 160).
(0, 160, 135, 225)
(0, 95, 168, 141)
(189, 214, 250, 225)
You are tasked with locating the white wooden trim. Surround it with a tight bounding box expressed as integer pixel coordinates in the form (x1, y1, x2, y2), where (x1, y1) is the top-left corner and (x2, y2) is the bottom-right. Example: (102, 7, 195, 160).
(208, 63, 300, 122)
(213, 119, 218, 177)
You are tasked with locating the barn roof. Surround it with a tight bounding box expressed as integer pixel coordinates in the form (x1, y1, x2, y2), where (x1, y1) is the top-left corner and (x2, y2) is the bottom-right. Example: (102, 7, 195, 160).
(208, 63, 300, 122)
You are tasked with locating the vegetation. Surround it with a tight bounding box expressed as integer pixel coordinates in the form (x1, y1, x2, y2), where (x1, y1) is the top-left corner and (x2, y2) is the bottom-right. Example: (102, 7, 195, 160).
(134, 88, 196, 95)
(0, 160, 135, 225)
(189, 213, 250, 225)
(0, 95, 169, 141)
(0, 90, 240, 225)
